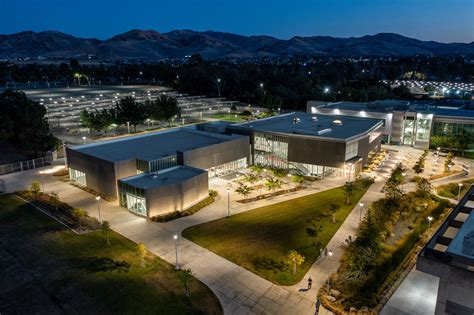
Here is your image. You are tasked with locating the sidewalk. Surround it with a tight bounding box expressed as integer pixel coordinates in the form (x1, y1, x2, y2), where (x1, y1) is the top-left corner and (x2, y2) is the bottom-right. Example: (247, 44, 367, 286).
(0, 149, 431, 315)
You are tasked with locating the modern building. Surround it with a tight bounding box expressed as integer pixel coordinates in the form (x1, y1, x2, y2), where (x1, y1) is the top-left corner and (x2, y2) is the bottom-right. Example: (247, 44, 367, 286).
(417, 185, 474, 315)
(227, 112, 384, 178)
(66, 128, 250, 217)
(67, 112, 383, 216)
(307, 100, 474, 150)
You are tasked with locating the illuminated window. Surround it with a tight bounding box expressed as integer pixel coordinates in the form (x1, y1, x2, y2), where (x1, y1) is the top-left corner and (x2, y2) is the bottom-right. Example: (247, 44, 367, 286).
(345, 142, 358, 160)
(69, 168, 86, 186)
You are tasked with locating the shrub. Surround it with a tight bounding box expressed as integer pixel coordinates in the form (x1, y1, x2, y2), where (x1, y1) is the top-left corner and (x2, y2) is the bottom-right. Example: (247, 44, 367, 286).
(151, 190, 218, 222)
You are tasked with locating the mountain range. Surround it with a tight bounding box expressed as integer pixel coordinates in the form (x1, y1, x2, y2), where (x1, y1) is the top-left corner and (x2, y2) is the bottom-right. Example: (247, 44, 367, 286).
(1, 29, 473, 60)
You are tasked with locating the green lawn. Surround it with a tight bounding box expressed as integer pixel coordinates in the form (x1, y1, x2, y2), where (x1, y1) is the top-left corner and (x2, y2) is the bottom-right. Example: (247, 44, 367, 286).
(209, 113, 245, 122)
(0, 194, 222, 315)
(183, 179, 372, 285)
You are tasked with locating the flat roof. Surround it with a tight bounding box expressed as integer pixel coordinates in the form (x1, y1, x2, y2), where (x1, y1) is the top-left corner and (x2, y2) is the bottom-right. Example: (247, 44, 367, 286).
(313, 100, 474, 119)
(233, 112, 383, 141)
(119, 166, 205, 189)
(71, 128, 244, 162)
(421, 185, 474, 269)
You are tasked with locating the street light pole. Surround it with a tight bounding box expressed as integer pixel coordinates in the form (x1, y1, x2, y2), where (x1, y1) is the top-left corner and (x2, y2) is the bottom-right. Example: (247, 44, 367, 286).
(327, 249, 333, 286)
(359, 202, 364, 221)
(227, 189, 230, 217)
(217, 78, 221, 98)
(428, 216, 433, 229)
(39, 170, 45, 193)
(95, 196, 102, 223)
(82, 136, 87, 144)
(458, 183, 463, 201)
(174, 235, 179, 269)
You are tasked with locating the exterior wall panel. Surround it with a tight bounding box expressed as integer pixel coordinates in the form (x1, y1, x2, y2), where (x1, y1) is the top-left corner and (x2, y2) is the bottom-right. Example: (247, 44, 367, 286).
(146, 171, 209, 217)
(287, 137, 346, 168)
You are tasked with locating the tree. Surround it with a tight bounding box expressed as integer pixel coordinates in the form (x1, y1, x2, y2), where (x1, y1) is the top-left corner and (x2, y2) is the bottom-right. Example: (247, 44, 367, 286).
(136, 243, 147, 267)
(50, 191, 60, 211)
(30, 181, 41, 196)
(101, 221, 111, 246)
(115, 96, 146, 132)
(259, 94, 283, 110)
(243, 173, 259, 184)
(329, 203, 341, 223)
(342, 181, 355, 205)
(265, 177, 282, 193)
(235, 183, 252, 200)
(176, 268, 193, 298)
(287, 250, 305, 275)
(413, 160, 424, 174)
(149, 95, 181, 127)
(383, 178, 404, 202)
(292, 174, 304, 187)
(250, 165, 263, 176)
(0, 90, 56, 157)
(444, 152, 454, 172)
(456, 129, 471, 156)
(73, 208, 86, 229)
(416, 177, 432, 198)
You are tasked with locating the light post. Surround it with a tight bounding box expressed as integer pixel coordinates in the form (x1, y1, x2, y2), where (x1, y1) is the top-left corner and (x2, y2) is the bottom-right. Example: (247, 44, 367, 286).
(146, 119, 151, 131)
(228, 110, 231, 121)
(227, 188, 230, 217)
(359, 202, 364, 221)
(127, 121, 130, 134)
(173, 235, 179, 269)
(95, 196, 102, 223)
(217, 78, 221, 97)
(82, 136, 87, 144)
(427, 216, 433, 229)
(62, 141, 67, 167)
(458, 183, 463, 201)
(259, 82, 264, 97)
(39, 170, 45, 192)
(327, 249, 333, 286)
(209, 107, 212, 116)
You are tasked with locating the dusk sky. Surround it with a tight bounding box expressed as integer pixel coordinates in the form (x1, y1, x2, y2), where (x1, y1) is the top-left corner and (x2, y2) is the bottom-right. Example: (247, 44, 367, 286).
(1, 0, 473, 42)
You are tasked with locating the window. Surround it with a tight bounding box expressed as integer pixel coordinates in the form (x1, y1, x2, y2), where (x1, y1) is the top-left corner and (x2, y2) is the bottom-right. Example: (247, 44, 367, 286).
(118, 182, 147, 216)
(69, 168, 86, 186)
(416, 119, 431, 141)
(254, 132, 289, 169)
(149, 155, 178, 173)
(345, 142, 358, 161)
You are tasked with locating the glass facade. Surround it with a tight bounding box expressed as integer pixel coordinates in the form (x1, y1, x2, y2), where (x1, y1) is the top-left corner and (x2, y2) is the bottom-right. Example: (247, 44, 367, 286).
(254, 132, 289, 169)
(432, 121, 474, 138)
(292, 162, 343, 178)
(402, 117, 415, 145)
(69, 168, 86, 186)
(415, 118, 431, 141)
(137, 155, 179, 174)
(208, 157, 247, 177)
(118, 182, 147, 216)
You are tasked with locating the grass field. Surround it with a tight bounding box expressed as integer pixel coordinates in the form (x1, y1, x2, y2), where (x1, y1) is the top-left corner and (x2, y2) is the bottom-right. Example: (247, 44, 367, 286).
(0, 194, 222, 314)
(183, 179, 372, 285)
(209, 113, 245, 122)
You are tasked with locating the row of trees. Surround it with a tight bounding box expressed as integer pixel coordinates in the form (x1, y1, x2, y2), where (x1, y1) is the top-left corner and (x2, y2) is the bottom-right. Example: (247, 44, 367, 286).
(413, 150, 429, 174)
(80, 95, 181, 133)
(0, 90, 56, 158)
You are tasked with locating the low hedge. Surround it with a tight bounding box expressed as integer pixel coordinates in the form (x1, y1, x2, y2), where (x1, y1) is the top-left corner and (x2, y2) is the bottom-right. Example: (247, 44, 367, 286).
(151, 190, 218, 222)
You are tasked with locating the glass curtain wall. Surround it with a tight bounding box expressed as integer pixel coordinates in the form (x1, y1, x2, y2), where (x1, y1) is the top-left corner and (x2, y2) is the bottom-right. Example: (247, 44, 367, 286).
(254, 132, 289, 169)
(118, 182, 147, 216)
(208, 158, 247, 177)
(69, 168, 86, 186)
(402, 117, 415, 145)
(149, 155, 178, 172)
(415, 118, 431, 141)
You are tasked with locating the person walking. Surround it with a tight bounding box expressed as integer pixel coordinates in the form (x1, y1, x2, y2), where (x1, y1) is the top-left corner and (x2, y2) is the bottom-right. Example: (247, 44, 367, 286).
(308, 276, 313, 290)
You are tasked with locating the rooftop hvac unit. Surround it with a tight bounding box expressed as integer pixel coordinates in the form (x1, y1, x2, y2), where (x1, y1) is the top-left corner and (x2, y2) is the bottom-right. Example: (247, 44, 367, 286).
(317, 128, 332, 135)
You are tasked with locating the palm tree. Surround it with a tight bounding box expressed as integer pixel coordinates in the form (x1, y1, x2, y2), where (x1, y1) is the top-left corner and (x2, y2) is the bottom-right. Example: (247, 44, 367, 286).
(101, 221, 111, 246)
(235, 183, 252, 200)
(265, 177, 282, 193)
(291, 174, 304, 187)
(243, 173, 259, 184)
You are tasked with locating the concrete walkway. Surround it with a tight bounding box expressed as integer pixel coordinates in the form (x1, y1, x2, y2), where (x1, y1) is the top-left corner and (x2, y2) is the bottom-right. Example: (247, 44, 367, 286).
(1, 147, 448, 315)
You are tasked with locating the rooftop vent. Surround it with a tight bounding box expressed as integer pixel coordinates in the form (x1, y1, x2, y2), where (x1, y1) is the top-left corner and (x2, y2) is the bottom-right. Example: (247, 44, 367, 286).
(332, 119, 343, 126)
(317, 128, 332, 135)
(292, 117, 301, 124)
(311, 116, 318, 121)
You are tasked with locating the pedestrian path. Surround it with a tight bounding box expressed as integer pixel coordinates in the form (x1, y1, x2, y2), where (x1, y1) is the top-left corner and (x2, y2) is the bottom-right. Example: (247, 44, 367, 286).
(1, 148, 452, 315)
